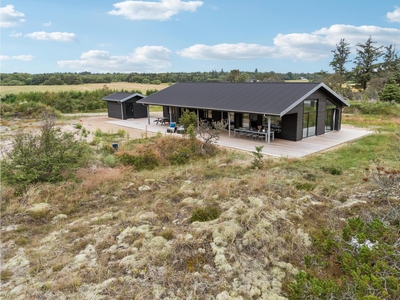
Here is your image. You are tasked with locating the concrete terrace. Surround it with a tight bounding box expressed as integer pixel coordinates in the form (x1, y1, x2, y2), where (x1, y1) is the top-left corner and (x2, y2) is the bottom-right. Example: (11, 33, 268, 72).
(107, 115, 372, 158)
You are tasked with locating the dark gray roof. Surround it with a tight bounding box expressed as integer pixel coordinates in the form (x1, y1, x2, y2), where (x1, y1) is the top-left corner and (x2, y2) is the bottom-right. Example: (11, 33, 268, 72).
(102, 92, 145, 102)
(137, 82, 349, 116)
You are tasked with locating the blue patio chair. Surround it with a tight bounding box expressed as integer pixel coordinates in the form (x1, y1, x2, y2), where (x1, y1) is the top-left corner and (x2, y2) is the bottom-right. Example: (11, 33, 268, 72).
(167, 122, 176, 133)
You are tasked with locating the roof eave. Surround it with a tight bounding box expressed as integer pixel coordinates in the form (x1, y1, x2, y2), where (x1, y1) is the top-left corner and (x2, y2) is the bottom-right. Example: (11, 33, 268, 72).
(102, 93, 146, 102)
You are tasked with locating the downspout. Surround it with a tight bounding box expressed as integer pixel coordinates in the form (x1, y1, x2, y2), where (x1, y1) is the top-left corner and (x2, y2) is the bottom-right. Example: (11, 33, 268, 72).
(120, 101, 123, 120)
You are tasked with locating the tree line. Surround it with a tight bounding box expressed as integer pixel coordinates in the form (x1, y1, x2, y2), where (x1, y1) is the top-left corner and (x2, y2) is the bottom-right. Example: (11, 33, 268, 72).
(0, 70, 321, 87)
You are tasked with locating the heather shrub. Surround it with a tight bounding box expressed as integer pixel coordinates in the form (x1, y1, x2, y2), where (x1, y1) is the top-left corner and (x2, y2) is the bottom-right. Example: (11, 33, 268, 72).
(288, 217, 400, 299)
(190, 206, 221, 222)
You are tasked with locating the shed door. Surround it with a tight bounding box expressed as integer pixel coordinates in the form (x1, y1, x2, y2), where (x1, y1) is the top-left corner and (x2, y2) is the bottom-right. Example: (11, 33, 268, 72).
(126, 103, 134, 118)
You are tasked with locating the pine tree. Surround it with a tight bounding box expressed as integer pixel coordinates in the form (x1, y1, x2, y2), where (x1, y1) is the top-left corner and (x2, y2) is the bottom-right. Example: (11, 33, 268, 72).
(353, 36, 383, 90)
(380, 79, 400, 102)
(330, 39, 351, 92)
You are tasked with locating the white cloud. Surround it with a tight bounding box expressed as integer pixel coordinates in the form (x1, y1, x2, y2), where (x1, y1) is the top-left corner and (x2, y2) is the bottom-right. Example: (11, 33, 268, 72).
(57, 46, 171, 72)
(43, 21, 52, 27)
(312, 24, 400, 49)
(0, 55, 34, 61)
(108, 0, 203, 21)
(178, 24, 400, 62)
(387, 6, 400, 23)
(0, 5, 25, 27)
(10, 31, 22, 37)
(178, 43, 277, 60)
(25, 31, 77, 42)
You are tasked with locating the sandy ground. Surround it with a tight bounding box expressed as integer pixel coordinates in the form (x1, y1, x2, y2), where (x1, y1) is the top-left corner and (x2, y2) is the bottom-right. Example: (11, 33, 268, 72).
(0, 113, 162, 155)
(64, 114, 152, 139)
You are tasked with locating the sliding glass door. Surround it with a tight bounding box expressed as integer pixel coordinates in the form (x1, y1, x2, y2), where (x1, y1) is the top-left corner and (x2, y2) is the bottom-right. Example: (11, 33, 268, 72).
(303, 100, 318, 138)
(325, 100, 336, 132)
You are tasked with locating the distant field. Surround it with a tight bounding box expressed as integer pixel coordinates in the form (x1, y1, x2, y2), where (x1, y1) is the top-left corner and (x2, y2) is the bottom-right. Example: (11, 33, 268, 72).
(0, 82, 170, 96)
(284, 80, 310, 82)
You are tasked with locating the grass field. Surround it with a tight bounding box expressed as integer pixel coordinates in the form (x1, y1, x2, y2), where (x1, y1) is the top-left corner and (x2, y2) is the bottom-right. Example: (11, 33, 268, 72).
(0, 82, 170, 96)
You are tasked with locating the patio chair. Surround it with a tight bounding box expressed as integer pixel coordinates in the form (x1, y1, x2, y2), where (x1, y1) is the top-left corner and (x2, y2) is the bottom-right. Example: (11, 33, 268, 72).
(177, 125, 185, 134)
(236, 128, 245, 138)
(167, 122, 177, 133)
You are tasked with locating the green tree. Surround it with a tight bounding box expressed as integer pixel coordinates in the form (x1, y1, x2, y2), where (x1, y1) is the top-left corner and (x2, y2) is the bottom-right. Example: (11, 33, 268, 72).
(43, 75, 65, 85)
(353, 36, 383, 90)
(62, 73, 83, 85)
(251, 145, 264, 169)
(178, 110, 197, 134)
(229, 69, 240, 82)
(380, 79, 400, 102)
(380, 44, 400, 73)
(237, 73, 248, 82)
(330, 38, 351, 93)
(285, 72, 293, 80)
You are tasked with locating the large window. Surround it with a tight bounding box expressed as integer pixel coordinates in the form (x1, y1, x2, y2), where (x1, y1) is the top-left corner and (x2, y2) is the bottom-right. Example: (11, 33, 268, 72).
(262, 115, 282, 132)
(303, 100, 318, 138)
(325, 100, 336, 132)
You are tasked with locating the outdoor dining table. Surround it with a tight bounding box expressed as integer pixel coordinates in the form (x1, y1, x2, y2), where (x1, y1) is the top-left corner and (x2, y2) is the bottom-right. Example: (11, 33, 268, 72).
(233, 128, 275, 142)
(153, 117, 170, 125)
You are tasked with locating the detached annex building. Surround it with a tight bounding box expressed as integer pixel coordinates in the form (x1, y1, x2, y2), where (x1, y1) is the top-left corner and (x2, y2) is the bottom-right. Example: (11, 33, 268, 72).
(102, 92, 147, 120)
(138, 82, 350, 141)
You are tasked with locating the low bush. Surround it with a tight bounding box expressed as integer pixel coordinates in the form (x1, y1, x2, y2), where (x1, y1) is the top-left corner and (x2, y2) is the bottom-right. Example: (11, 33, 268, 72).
(321, 166, 343, 175)
(190, 206, 221, 222)
(288, 217, 400, 299)
(1, 113, 91, 193)
(118, 151, 159, 171)
(0, 101, 60, 118)
(0, 269, 13, 282)
(168, 147, 191, 165)
(346, 100, 400, 116)
(294, 181, 315, 191)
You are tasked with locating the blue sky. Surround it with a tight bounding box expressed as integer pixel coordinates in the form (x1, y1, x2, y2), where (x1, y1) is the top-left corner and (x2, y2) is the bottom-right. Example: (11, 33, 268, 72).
(1, 0, 400, 74)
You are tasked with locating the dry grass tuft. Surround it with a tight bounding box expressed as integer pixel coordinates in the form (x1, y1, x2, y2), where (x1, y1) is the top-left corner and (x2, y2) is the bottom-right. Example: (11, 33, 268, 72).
(76, 166, 128, 192)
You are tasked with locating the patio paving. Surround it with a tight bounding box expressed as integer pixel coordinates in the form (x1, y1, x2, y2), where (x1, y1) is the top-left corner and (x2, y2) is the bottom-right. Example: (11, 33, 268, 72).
(107, 116, 372, 158)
